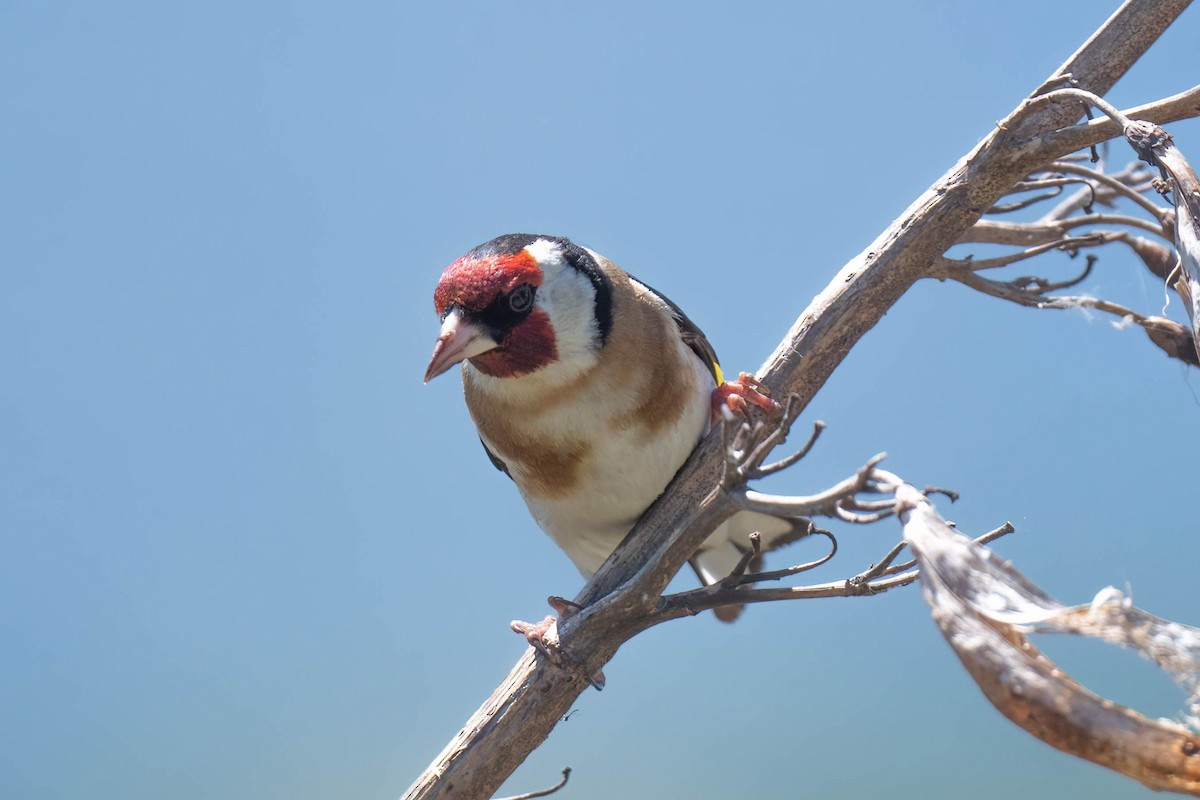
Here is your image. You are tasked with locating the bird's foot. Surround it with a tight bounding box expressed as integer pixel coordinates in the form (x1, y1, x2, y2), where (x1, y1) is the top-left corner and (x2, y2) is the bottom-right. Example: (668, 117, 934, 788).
(547, 595, 583, 618)
(510, 596, 605, 690)
(712, 372, 781, 426)
(510, 596, 580, 652)
(511, 615, 560, 653)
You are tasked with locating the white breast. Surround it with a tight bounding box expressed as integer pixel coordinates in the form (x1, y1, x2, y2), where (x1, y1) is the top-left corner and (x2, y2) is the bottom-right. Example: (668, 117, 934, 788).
(515, 342, 710, 576)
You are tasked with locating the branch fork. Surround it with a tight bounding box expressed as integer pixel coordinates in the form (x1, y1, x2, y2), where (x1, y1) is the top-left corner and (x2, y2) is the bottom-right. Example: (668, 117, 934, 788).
(943, 83, 1200, 366)
(657, 414, 1011, 619)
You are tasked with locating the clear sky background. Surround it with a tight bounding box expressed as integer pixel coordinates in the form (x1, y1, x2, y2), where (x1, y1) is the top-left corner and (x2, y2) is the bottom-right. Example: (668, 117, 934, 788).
(3, 2, 1199, 798)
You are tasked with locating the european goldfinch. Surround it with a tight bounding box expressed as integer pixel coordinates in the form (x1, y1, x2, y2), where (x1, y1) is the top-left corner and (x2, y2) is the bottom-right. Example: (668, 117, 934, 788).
(425, 234, 804, 621)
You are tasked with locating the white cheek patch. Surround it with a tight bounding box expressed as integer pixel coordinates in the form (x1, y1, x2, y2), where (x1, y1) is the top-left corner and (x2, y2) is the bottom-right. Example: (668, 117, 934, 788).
(540, 267, 600, 365)
(523, 242, 602, 375)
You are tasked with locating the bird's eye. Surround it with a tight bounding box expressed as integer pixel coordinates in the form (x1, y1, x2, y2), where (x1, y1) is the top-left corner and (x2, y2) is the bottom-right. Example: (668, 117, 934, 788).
(508, 284, 535, 313)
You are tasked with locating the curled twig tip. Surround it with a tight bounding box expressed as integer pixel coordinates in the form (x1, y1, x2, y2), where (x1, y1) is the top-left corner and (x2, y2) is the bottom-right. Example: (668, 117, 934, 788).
(923, 485, 960, 503)
(492, 767, 572, 800)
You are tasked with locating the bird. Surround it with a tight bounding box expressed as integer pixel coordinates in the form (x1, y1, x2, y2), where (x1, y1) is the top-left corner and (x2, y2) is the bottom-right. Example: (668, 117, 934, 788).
(424, 233, 806, 621)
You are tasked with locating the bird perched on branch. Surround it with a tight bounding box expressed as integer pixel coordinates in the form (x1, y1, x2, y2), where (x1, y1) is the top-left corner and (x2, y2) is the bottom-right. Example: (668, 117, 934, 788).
(425, 233, 805, 621)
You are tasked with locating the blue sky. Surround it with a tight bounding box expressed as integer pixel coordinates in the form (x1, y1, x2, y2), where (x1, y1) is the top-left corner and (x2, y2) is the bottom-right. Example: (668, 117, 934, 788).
(3, 2, 1199, 798)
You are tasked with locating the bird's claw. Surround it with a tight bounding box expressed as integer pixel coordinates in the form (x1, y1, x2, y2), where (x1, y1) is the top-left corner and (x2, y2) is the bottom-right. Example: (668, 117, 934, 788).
(712, 372, 781, 426)
(511, 615, 560, 655)
(547, 595, 583, 618)
(511, 598, 605, 690)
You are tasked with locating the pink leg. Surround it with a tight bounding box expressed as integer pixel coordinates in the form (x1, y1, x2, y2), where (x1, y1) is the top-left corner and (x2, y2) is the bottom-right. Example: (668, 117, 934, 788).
(509, 596, 582, 650)
(510, 597, 605, 689)
(712, 372, 782, 425)
(511, 615, 558, 651)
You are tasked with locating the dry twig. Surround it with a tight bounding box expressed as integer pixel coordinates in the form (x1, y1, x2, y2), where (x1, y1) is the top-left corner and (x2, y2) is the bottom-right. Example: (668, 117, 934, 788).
(1124, 120, 1200, 361)
(941, 84, 1200, 367)
(898, 485, 1200, 795)
(493, 768, 572, 800)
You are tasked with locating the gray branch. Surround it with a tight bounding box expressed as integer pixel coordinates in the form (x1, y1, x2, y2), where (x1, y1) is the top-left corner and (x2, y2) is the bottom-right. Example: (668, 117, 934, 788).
(402, 3, 1197, 798)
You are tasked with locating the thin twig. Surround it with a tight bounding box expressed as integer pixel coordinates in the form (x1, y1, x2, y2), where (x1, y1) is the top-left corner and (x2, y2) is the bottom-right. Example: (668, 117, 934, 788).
(659, 521, 1018, 617)
(493, 768, 572, 800)
(1006, 254, 1096, 296)
(731, 453, 889, 519)
(1047, 161, 1170, 221)
(751, 420, 826, 478)
(845, 498, 899, 512)
(727, 529, 838, 585)
(988, 184, 1066, 214)
(872, 521, 1018, 578)
(936, 262, 1199, 365)
(718, 531, 763, 588)
(853, 541, 910, 582)
(1055, 213, 1166, 238)
(947, 266, 1146, 316)
(923, 486, 961, 502)
(835, 505, 896, 524)
(736, 395, 805, 478)
(949, 233, 1113, 272)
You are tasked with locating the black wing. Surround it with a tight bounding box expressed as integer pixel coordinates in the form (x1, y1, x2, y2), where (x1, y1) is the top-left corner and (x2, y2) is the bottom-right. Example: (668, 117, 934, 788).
(627, 273, 723, 386)
(477, 434, 511, 479)
(480, 437, 512, 479)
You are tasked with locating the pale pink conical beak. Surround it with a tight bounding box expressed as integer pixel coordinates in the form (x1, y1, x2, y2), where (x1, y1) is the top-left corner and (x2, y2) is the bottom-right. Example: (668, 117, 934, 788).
(424, 309, 499, 383)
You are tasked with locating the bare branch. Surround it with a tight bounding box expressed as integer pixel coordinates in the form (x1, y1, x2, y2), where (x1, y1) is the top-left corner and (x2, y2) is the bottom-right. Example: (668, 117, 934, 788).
(963, 215, 1167, 248)
(747, 420, 826, 480)
(725, 528, 838, 587)
(987, 180, 1068, 214)
(856, 540, 910, 581)
(657, 520, 1017, 618)
(1124, 121, 1200, 362)
(722, 396, 827, 486)
(718, 530, 764, 588)
(942, 263, 1130, 314)
(946, 114, 1200, 367)
(870, 521, 1016, 579)
(898, 486, 1200, 795)
(1045, 161, 1169, 221)
(1045, 161, 1157, 219)
(1012, 87, 1135, 135)
(1055, 213, 1167, 238)
(1034, 84, 1200, 162)
(729, 453, 890, 519)
(402, 5, 1197, 797)
(715, 527, 840, 592)
(834, 505, 896, 525)
(945, 233, 1115, 272)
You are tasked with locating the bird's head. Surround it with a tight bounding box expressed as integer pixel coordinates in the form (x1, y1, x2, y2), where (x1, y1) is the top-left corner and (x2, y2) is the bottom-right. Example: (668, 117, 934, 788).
(424, 234, 613, 384)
